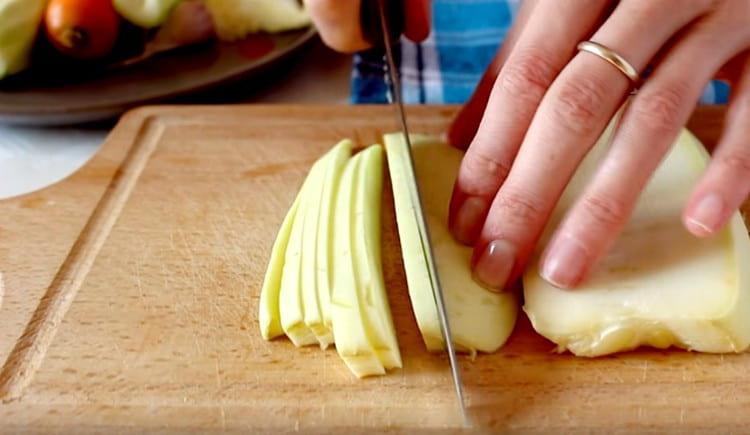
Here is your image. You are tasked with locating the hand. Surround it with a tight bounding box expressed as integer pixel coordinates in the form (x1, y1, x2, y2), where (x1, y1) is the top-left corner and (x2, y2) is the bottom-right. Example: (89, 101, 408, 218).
(447, 0, 750, 290)
(304, 0, 431, 52)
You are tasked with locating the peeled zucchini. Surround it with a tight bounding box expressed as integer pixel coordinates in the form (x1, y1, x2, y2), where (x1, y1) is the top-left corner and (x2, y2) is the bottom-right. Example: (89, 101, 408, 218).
(300, 156, 333, 347)
(523, 124, 750, 356)
(351, 145, 401, 370)
(278, 160, 324, 347)
(316, 140, 353, 333)
(330, 152, 386, 377)
(259, 196, 299, 340)
(260, 141, 399, 377)
(384, 133, 518, 355)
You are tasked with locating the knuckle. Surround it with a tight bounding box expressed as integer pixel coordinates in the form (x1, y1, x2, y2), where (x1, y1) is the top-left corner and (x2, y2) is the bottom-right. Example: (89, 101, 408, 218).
(460, 148, 513, 195)
(496, 49, 558, 103)
(580, 193, 630, 228)
(703, 0, 748, 13)
(625, 0, 664, 18)
(551, 76, 608, 135)
(705, 0, 724, 11)
(631, 82, 690, 135)
(720, 151, 750, 175)
(495, 187, 545, 223)
(627, 0, 713, 17)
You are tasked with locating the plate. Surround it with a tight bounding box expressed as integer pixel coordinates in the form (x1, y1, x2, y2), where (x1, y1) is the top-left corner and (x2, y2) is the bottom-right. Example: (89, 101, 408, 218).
(0, 27, 317, 126)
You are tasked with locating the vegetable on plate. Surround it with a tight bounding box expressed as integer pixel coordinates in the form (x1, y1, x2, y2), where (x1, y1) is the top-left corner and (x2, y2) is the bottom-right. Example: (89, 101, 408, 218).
(113, 0, 181, 28)
(204, 0, 310, 41)
(0, 0, 47, 79)
(45, 0, 120, 59)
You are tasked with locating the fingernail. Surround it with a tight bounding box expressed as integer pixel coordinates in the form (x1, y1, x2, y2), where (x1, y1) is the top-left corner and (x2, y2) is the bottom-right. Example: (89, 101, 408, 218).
(686, 193, 725, 237)
(473, 240, 517, 291)
(451, 196, 488, 245)
(541, 234, 590, 289)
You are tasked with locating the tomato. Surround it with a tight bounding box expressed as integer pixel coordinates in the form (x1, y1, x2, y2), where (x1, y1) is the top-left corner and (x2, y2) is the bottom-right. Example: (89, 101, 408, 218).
(45, 0, 120, 59)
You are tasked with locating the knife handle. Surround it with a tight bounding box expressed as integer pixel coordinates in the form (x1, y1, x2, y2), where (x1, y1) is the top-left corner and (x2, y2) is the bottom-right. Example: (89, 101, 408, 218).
(360, 0, 404, 47)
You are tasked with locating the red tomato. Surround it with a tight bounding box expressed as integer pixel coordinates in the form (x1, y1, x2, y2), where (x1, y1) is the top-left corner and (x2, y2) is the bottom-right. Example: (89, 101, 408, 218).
(45, 0, 120, 59)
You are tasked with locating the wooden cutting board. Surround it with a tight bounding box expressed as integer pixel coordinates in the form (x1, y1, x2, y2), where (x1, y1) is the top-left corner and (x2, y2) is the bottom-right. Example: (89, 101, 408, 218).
(0, 105, 747, 433)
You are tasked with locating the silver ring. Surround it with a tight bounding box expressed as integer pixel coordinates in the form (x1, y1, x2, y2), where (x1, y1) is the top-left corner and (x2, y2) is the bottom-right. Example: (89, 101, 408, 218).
(577, 41, 639, 83)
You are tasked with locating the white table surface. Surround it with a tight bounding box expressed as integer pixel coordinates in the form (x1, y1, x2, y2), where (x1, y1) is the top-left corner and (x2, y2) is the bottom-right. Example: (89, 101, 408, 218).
(0, 41, 351, 200)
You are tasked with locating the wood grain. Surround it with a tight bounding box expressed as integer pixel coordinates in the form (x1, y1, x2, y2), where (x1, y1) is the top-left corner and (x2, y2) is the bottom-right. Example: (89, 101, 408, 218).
(0, 105, 746, 433)
(0, 118, 165, 401)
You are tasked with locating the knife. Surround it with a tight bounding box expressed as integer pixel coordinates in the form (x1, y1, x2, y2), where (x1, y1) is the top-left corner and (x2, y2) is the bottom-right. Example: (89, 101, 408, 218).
(361, 0, 470, 425)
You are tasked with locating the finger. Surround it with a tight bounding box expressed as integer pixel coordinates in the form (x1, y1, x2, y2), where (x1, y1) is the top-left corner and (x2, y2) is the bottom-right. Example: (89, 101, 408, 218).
(684, 52, 750, 237)
(542, 9, 750, 288)
(448, 0, 621, 151)
(448, 0, 610, 246)
(403, 0, 431, 43)
(305, 0, 370, 53)
(472, 0, 714, 290)
(447, 0, 540, 150)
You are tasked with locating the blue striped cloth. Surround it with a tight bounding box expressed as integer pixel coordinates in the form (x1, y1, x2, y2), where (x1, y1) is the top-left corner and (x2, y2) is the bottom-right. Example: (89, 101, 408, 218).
(352, 0, 730, 105)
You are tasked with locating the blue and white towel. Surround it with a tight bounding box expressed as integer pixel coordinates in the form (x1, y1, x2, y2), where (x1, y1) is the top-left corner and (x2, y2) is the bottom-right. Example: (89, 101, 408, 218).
(352, 0, 729, 105)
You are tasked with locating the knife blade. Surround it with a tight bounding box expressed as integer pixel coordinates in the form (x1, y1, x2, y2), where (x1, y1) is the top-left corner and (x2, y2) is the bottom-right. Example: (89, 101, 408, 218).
(363, 0, 469, 425)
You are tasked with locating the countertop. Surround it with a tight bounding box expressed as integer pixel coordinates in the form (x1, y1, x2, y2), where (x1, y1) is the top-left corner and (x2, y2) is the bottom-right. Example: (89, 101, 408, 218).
(0, 41, 352, 200)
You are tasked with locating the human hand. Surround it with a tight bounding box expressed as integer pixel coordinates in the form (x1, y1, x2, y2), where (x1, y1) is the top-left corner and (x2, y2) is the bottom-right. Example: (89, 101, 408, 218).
(304, 0, 431, 52)
(447, 0, 750, 290)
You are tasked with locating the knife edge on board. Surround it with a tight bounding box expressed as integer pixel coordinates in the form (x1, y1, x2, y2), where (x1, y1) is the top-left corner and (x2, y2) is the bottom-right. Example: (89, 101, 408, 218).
(360, 0, 470, 426)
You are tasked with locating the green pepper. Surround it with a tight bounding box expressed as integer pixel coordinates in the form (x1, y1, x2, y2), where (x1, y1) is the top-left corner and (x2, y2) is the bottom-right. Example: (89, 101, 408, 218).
(0, 0, 47, 79)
